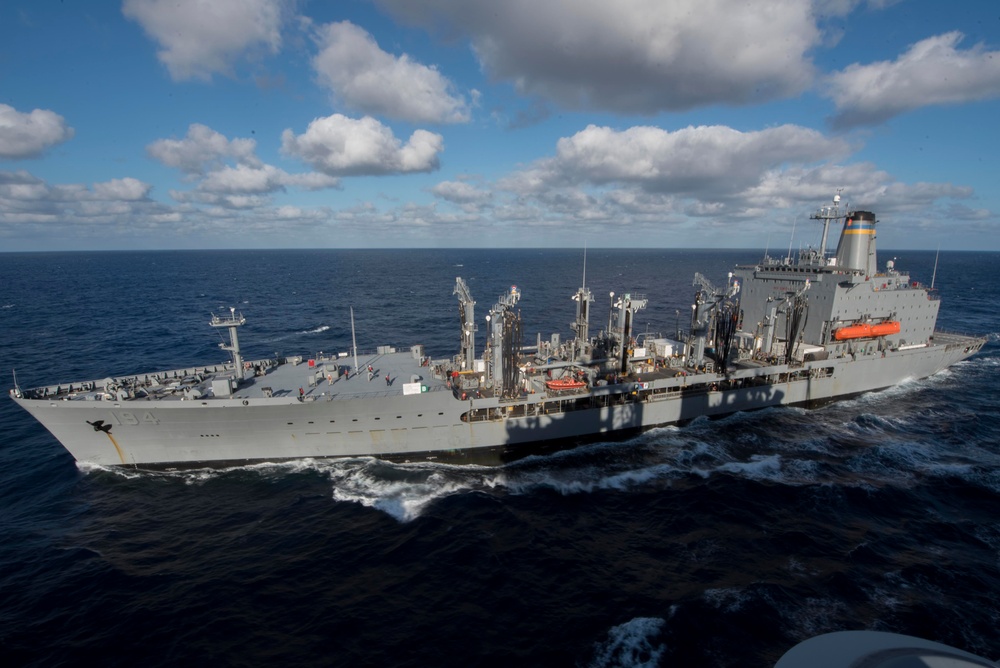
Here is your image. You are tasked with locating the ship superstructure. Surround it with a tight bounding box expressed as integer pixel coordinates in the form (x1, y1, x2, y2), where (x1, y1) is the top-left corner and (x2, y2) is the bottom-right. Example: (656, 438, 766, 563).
(11, 197, 987, 468)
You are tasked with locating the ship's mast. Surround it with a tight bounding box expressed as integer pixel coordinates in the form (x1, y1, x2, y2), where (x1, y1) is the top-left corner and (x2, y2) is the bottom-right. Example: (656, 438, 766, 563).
(350, 306, 359, 375)
(810, 190, 845, 262)
(931, 245, 940, 290)
(571, 248, 593, 351)
(210, 307, 246, 379)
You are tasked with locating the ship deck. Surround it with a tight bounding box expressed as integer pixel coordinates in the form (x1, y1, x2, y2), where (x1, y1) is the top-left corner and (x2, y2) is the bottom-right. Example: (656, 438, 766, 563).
(16, 329, 986, 407)
(18, 348, 452, 404)
(235, 350, 449, 402)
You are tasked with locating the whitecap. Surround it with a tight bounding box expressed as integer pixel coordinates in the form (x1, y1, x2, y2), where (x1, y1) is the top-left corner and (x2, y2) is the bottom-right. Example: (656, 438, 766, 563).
(589, 617, 666, 668)
(324, 459, 487, 523)
(260, 324, 333, 343)
(699, 453, 782, 481)
(493, 461, 682, 497)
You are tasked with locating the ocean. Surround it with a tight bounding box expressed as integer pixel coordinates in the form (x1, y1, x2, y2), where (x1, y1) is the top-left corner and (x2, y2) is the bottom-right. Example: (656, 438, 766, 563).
(1, 248, 998, 667)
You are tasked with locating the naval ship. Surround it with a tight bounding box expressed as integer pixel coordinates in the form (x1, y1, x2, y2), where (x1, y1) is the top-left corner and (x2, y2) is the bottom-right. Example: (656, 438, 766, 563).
(10, 196, 987, 468)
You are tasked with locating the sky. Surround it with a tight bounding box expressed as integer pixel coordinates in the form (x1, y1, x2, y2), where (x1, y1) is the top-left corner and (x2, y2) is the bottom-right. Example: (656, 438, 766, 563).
(1, 0, 999, 251)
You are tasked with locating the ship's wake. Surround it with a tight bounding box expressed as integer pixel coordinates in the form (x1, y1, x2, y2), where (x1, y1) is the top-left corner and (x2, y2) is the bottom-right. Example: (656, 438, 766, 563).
(257, 324, 332, 344)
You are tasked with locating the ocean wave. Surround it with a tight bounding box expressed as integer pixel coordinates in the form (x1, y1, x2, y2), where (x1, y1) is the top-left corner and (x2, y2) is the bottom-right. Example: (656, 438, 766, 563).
(490, 461, 683, 497)
(76, 459, 310, 483)
(589, 617, 667, 668)
(77, 461, 153, 480)
(324, 458, 485, 522)
(968, 351, 1000, 370)
(693, 453, 784, 483)
(78, 457, 489, 522)
(702, 586, 751, 613)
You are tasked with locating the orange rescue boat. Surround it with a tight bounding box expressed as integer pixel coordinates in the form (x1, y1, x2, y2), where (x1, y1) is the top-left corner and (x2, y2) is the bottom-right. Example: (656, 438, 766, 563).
(545, 377, 587, 391)
(833, 321, 901, 341)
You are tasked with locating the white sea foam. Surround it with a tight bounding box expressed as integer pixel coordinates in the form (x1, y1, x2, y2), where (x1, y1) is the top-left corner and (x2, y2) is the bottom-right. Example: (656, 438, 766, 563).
(694, 453, 781, 481)
(492, 461, 682, 497)
(77, 461, 121, 476)
(498, 429, 832, 493)
(324, 459, 487, 523)
(969, 351, 1000, 370)
(589, 617, 666, 668)
(79, 459, 247, 482)
(261, 324, 333, 343)
(76, 456, 484, 521)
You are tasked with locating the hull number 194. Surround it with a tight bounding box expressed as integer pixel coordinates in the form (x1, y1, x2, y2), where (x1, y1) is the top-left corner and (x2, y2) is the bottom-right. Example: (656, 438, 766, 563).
(109, 411, 159, 426)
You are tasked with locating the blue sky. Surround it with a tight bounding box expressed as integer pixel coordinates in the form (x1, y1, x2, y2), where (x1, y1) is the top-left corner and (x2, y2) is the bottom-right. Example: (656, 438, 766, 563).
(2, 0, 999, 251)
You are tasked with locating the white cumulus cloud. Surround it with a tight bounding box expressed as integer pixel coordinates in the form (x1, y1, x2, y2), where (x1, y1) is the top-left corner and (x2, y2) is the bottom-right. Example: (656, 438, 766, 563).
(93, 177, 152, 201)
(281, 114, 443, 176)
(431, 180, 492, 205)
(504, 124, 850, 196)
(826, 31, 1000, 128)
(312, 21, 471, 123)
(0, 170, 163, 227)
(0, 104, 75, 159)
(147, 123, 259, 174)
(375, 0, 818, 113)
(195, 164, 341, 197)
(123, 0, 289, 81)
(198, 164, 287, 195)
(147, 124, 341, 208)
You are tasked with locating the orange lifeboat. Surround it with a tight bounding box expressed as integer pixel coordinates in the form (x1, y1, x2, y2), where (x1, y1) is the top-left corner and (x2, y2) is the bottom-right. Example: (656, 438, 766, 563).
(833, 321, 901, 341)
(545, 377, 587, 391)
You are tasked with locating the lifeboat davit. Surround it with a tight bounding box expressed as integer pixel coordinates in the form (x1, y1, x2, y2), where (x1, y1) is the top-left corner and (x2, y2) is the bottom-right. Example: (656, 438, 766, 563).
(833, 321, 901, 341)
(545, 377, 587, 391)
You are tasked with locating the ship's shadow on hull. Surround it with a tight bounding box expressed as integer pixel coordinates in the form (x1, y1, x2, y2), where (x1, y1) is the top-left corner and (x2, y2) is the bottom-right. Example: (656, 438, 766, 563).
(396, 379, 889, 466)
(489, 381, 791, 465)
(452, 382, 884, 466)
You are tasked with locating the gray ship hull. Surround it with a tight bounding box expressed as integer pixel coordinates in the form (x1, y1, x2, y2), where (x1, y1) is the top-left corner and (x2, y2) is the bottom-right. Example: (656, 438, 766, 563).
(13, 331, 982, 468)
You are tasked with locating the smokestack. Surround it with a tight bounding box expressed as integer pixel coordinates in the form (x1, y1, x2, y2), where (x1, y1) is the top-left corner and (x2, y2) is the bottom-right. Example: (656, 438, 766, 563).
(834, 210, 877, 276)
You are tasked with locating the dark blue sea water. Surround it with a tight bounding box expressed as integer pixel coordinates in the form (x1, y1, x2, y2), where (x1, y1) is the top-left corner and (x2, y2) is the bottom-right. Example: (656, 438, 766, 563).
(1, 249, 998, 667)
